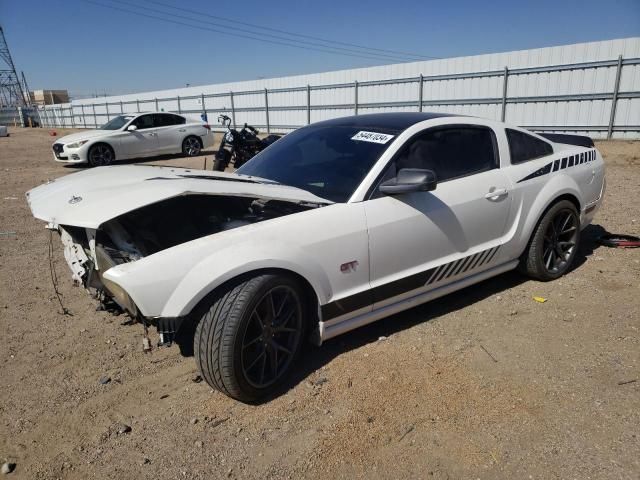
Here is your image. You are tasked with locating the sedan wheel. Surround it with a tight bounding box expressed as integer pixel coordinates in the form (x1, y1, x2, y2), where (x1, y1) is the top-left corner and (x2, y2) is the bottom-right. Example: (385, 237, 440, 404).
(88, 144, 114, 167)
(182, 136, 201, 156)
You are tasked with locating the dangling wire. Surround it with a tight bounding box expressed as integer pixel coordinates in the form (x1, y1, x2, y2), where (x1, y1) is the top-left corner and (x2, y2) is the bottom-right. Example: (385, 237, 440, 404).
(48, 230, 72, 316)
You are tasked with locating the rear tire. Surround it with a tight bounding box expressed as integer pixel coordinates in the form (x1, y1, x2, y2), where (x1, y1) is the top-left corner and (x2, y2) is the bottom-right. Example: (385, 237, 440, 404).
(194, 273, 307, 403)
(182, 136, 202, 157)
(520, 200, 580, 281)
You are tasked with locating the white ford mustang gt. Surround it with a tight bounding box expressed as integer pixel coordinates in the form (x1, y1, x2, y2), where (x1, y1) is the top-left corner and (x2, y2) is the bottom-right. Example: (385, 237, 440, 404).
(51, 112, 214, 167)
(28, 112, 605, 402)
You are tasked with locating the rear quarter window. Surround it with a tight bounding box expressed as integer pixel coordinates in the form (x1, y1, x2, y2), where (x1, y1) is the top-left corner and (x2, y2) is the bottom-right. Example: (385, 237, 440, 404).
(506, 129, 554, 164)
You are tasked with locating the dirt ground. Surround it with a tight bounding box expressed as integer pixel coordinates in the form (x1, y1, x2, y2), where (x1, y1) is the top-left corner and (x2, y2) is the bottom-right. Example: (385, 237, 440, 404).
(0, 127, 638, 480)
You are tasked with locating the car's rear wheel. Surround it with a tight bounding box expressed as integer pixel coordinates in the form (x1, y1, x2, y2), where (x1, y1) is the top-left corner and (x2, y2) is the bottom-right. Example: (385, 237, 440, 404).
(520, 200, 580, 281)
(87, 143, 114, 167)
(182, 136, 202, 156)
(194, 273, 307, 402)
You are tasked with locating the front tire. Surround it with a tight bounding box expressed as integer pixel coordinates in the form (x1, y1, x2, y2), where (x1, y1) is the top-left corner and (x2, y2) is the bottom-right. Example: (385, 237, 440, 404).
(87, 143, 114, 167)
(182, 136, 202, 156)
(520, 200, 580, 281)
(212, 149, 231, 171)
(194, 274, 307, 402)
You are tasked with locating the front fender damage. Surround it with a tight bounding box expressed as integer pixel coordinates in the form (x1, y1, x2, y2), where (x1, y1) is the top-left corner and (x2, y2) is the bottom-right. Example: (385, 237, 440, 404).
(44, 193, 324, 348)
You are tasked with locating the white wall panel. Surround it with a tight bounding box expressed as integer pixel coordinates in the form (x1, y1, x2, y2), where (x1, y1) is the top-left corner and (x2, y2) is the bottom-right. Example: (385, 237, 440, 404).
(40, 38, 640, 138)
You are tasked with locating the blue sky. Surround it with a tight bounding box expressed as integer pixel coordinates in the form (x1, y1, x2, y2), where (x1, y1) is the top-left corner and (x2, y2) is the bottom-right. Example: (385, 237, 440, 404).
(2, 0, 639, 98)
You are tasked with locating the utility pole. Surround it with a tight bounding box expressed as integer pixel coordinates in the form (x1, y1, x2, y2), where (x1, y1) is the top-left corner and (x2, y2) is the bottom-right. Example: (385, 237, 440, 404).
(0, 25, 29, 106)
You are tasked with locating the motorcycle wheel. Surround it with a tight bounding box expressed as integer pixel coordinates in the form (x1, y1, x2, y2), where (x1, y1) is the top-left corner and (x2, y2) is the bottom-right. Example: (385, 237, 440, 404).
(213, 149, 231, 171)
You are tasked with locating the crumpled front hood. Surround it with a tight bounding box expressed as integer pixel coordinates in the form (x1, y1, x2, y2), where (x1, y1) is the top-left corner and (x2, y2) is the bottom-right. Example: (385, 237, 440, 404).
(26, 165, 332, 229)
(55, 129, 114, 144)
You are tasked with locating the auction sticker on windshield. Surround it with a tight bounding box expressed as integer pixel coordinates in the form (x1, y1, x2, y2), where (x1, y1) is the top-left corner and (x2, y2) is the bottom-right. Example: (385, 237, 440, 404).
(351, 131, 395, 144)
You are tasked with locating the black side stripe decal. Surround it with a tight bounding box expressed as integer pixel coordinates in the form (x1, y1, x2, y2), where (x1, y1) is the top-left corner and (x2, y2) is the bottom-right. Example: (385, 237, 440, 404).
(517, 148, 596, 184)
(321, 246, 501, 321)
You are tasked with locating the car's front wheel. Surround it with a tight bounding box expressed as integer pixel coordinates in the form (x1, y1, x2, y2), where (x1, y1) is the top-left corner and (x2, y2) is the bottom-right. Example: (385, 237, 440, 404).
(194, 273, 307, 402)
(182, 136, 202, 156)
(87, 143, 114, 167)
(520, 199, 581, 281)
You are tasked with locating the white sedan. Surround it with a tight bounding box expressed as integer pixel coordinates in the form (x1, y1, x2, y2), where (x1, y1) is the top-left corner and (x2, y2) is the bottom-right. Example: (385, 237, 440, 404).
(51, 112, 214, 166)
(28, 113, 605, 402)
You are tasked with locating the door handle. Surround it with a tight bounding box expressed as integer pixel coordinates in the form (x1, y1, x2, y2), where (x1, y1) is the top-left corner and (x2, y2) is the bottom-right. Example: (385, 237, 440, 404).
(485, 188, 509, 200)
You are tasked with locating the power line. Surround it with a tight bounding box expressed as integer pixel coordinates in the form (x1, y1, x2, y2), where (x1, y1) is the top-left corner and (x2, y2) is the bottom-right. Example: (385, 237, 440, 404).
(84, 0, 424, 63)
(109, 0, 413, 62)
(95, 0, 414, 62)
(142, 0, 440, 61)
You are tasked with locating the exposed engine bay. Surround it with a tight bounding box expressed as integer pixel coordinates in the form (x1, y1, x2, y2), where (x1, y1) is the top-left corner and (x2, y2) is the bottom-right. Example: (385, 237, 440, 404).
(58, 194, 320, 316)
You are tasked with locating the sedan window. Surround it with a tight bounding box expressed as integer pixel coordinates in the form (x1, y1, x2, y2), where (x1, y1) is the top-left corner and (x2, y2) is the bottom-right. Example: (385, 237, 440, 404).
(132, 114, 155, 130)
(394, 126, 498, 182)
(155, 114, 185, 127)
(100, 115, 134, 130)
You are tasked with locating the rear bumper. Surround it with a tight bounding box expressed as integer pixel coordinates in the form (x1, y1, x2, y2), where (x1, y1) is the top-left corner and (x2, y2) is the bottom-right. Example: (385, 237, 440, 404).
(581, 175, 606, 228)
(200, 131, 215, 149)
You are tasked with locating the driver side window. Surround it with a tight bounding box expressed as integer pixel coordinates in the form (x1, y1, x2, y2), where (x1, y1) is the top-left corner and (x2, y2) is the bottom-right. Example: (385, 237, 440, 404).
(132, 114, 155, 130)
(393, 126, 498, 182)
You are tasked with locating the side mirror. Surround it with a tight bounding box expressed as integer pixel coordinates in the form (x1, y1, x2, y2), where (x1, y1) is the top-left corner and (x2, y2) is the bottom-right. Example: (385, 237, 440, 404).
(127, 125, 138, 132)
(379, 168, 437, 195)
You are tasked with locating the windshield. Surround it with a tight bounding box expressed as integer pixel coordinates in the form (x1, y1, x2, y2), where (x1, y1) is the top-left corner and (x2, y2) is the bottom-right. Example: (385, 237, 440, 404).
(100, 115, 135, 130)
(237, 125, 397, 202)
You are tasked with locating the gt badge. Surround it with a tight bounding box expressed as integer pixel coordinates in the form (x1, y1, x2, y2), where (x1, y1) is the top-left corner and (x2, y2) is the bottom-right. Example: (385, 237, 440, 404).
(340, 260, 359, 273)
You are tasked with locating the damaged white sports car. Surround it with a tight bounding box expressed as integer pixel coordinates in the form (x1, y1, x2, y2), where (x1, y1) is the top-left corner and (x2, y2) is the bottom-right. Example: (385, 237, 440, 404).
(28, 113, 605, 402)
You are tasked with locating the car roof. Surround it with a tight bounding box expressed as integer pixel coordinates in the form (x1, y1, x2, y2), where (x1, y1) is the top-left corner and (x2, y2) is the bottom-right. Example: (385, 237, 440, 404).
(120, 112, 184, 117)
(312, 112, 458, 131)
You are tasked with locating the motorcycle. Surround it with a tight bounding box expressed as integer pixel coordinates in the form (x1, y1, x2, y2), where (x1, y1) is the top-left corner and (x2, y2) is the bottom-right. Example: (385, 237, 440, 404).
(212, 114, 281, 171)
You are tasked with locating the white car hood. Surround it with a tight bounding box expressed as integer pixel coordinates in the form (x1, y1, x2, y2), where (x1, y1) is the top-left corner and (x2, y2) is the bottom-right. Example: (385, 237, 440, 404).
(55, 129, 114, 144)
(26, 165, 332, 229)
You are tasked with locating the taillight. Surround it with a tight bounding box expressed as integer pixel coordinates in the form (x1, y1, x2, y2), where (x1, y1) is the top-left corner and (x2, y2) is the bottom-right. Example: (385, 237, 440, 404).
(203, 124, 211, 131)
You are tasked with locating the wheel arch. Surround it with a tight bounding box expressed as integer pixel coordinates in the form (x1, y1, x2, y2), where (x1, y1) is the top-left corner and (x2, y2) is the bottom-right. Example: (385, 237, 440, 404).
(185, 267, 320, 321)
(518, 184, 582, 259)
(176, 266, 323, 348)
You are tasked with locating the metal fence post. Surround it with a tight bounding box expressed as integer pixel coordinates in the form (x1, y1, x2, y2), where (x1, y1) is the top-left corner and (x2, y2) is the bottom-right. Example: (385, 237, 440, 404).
(230, 91, 236, 129)
(354, 81, 359, 115)
(119, 101, 123, 114)
(92, 103, 97, 128)
(155, 97, 159, 111)
(501, 66, 509, 122)
(105, 102, 109, 122)
(306, 85, 311, 125)
(136, 99, 140, 113)
(177, 95, 182, 114)
(81, 104, 86, 128)
(201, 93, 206, 120)
(607, 54, 623, 139)
(70, 106, 76, 128)
(264, 88, 270, 133)
(418, 74, 424, 112)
